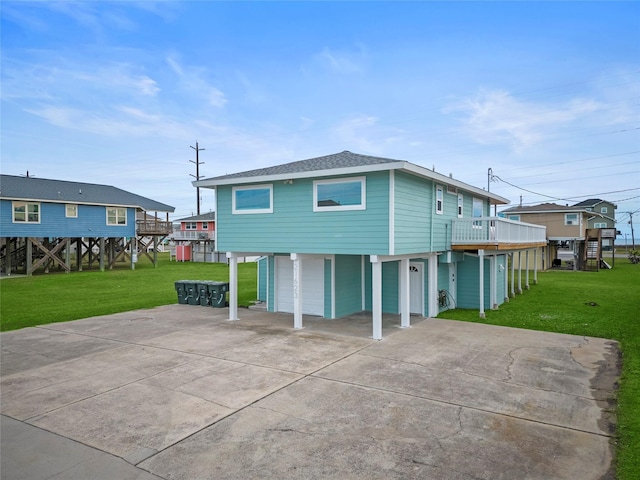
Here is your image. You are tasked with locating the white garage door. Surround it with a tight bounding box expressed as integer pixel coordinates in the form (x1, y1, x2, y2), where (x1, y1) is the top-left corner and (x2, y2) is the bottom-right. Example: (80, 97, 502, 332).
(276, 257, 325, 316)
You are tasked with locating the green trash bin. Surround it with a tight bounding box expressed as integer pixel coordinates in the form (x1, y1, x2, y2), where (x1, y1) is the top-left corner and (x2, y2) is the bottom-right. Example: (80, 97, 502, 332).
(208, 281, 229, 308)
(184, 281, 199, 305)
(174, 281, 188, 304)
(197, 282, 210, 306)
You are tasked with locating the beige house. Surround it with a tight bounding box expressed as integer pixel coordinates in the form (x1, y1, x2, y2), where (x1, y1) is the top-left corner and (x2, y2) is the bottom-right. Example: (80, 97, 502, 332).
(501, 203, 611, 270)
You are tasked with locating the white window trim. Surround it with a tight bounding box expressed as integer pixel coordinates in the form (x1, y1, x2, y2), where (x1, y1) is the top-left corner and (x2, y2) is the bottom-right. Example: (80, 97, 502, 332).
(313, 176, 366, 212)
(435, 185, 444, 215)
(106, 207, 127, 226)
(12, 201, 40, 224)
(232, 184, 273, 214)
(594, 222, 607, 228)
(457, 193, 463, 218)
(600, 206, 608, 214)
(508, 214, 521, 221)
(565, 213, 578, 226)
(65, 204, 78, 218)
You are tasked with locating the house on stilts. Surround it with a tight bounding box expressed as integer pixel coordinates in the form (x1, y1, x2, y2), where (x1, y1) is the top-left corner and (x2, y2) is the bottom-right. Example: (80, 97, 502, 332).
(194, 151, 547, 339)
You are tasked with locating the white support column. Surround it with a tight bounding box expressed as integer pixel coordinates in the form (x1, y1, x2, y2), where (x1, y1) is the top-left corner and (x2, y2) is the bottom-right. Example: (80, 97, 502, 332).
(533, 248, 539, 285)
(525, 250, 530, 290)
(400, 258, 410, 328)
(428, 254, 439, 318)
(227, 252, 239, 321)
(510, 253, 515, 298)
(491, 254, 498, 310)
(517, 250, 523, 294)
(371, 258, 383, 340)
(291, 253, 303, 329)
(478, 249, 485, 318)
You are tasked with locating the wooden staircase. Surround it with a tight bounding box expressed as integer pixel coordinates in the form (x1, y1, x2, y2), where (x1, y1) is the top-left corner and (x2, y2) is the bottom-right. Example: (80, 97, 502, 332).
(584, 229, 602, 271)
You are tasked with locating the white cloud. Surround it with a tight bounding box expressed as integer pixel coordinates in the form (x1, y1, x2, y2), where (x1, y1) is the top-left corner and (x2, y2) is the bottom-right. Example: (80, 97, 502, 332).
(331, 114, 407, 154)
(166, 56, 227, 108)
(303, 44, 368, 76)
(446, 89, 602, 151)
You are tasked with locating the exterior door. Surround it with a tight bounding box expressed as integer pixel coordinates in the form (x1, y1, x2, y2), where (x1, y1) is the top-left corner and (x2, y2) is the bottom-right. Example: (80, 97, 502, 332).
(275, 256, 324, 316)
(448, 263, 457, 308)
(409, 262, 424, 315)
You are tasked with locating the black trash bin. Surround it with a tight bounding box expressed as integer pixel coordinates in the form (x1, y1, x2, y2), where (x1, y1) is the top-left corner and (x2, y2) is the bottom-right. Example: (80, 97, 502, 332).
(174, 281, 188, 304)
(208, 281, 229, 308)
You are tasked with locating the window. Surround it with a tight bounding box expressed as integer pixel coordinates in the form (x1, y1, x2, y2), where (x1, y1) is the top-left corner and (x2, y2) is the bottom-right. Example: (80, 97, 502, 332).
(457, 193, 463, 218)
(435, 185, 444, 214)
(594, 222, 607, 228)
(107, 207, 127, 225)
(508, 214, 521, 221)
(313, 177, 365, 212)
(600, 206, 608, 214)
(565, 213, 578, 226)
(66, 204, 78, 218)
(13, 202, 40, 223)
(185, 222, 197, 230)
(472, 198, 483, 227)
(232, 184, 273, 214)
(202, 222, 208, 229)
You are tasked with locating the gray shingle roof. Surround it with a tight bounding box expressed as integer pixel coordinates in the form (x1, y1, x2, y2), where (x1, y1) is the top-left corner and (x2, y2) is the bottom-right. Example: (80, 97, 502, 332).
(502, 203, 584, 213)
(202, 151, 404, 181)
(176, 212, 216, 222)
(0, 175, 174, 212)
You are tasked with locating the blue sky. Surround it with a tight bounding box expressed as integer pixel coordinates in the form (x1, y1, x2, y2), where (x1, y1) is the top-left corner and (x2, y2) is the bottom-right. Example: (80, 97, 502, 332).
(1, 1, 639, 240)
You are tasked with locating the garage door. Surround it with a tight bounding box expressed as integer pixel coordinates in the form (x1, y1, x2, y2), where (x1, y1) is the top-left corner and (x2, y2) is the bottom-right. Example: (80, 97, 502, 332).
(276, 257, 325, 316)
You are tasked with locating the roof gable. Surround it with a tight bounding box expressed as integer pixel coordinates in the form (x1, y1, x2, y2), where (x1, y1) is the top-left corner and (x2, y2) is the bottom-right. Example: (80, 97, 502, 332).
(0, 175, 174, 212)
(202, 151, 403, 182)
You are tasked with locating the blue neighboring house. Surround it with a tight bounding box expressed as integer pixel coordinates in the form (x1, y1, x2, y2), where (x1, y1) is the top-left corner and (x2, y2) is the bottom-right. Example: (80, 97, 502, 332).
(194, 151, 546, 339)
(0, 174, 174, 275)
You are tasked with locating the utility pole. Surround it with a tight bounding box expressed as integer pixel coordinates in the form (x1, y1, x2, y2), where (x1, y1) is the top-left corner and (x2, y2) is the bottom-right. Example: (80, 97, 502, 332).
(629, 211, 636, 250)
(190, 141, 205, 215)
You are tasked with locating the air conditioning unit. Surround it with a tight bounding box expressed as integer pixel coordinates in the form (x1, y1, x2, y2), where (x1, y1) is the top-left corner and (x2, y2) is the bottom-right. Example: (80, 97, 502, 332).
(198, 233, 207, 240)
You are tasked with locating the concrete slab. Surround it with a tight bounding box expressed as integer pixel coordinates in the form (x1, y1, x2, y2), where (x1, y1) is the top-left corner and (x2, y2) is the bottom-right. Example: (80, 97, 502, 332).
(0, 305, 619, 480)
(140, 377, 612, 480)
(1, 344, 199, 420)
(1, 415, 163, 480)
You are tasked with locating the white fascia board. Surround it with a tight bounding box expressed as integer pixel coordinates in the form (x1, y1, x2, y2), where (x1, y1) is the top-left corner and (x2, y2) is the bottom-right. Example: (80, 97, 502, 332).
(399, 163, 510, 205)
(193, 161, 510, 205)
(193, 163, 399, 188)
(1, 196, 144, 210)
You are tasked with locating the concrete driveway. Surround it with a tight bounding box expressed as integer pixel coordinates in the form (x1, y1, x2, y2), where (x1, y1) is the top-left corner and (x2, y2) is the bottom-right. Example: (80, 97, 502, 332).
(1, 305, 619, 479)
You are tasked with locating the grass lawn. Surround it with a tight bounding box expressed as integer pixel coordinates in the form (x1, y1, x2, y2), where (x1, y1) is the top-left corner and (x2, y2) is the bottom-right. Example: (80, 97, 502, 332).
(437, 260, 640, 480)
(0, 253, 258, 331)
(1, 254, 638, 478)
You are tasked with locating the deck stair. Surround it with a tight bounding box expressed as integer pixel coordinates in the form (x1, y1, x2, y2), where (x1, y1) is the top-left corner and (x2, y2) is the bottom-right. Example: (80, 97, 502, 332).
(584, 229, 602, 272)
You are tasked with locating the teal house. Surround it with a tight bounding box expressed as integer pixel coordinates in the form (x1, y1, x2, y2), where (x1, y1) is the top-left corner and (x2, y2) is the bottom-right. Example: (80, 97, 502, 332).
(195, 151, 546, 339)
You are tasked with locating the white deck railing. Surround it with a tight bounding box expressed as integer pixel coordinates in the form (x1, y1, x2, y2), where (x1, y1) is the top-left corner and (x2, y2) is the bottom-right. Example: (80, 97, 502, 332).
(451, 217, 546, 245)
(170, 231, 215, 241)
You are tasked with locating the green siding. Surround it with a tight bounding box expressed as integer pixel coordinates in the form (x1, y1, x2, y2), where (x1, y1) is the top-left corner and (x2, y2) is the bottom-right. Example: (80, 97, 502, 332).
(257, 257, 267, 302)
(456, 255, 506, 309)
(334, 255, 363, 317)
(393, 171, 432, 254)
(363, 260, 399, 314)
(324, 258, 333, 318)
(267, 256, 276, 312)
(217, 172, 390, 255)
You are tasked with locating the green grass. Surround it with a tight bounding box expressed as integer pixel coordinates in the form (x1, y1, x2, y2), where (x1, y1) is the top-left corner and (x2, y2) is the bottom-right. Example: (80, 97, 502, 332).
(1, 254, 638, 478)
(437, 262, 640, 480)
(0, 253, 257, 331)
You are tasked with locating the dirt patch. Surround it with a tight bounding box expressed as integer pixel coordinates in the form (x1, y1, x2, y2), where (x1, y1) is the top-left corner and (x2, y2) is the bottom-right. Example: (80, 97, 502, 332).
(590, 340, 621, 480)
